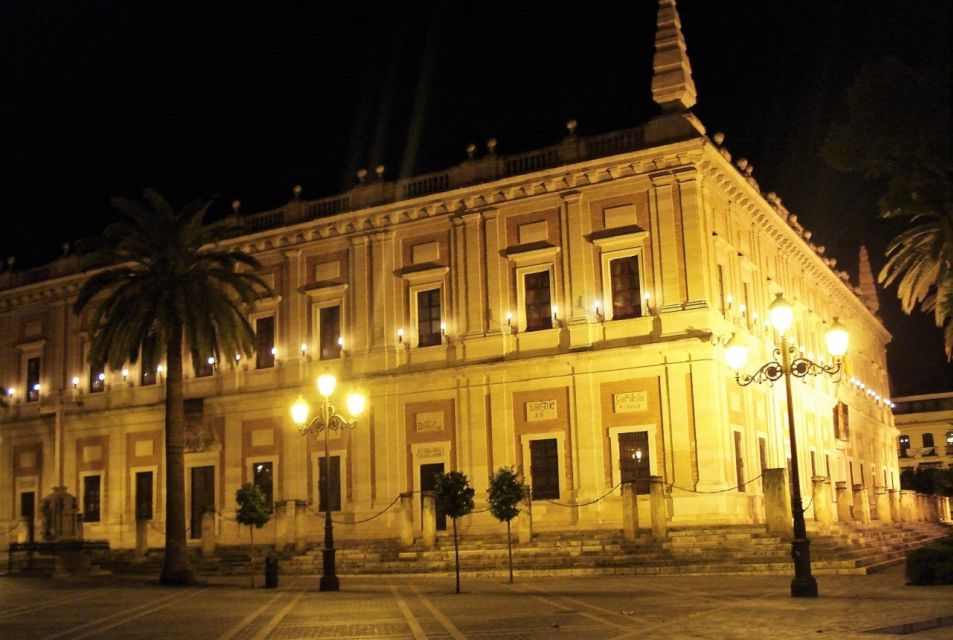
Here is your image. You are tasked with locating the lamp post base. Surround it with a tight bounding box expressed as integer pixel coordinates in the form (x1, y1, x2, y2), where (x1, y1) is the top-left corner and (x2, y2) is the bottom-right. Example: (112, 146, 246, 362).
(790, 576, 818, 598)
(319, 547, 339, 592)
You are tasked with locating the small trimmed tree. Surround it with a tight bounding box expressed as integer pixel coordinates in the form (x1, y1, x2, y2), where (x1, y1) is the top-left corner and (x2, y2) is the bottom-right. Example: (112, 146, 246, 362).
(433, 470, 475, 594)
(235, 483, 270, 588)
(487, 467, 526, 584)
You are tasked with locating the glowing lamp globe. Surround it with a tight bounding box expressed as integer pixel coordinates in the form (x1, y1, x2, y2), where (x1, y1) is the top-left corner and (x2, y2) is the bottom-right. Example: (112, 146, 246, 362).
(346, 392, 366, 418)
(724, 333, 749, 372)
(317, 373, 337, 398)
(825, 319, 849, 358)
(291, 395, 310, 426)
(768, 293, 793, 333)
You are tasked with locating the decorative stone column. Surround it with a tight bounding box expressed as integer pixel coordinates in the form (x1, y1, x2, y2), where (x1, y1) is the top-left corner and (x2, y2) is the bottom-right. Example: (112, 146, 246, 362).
(421, 492, 436, 549)
(852, 485, 871, 524)
(649, 476, 668, 540)
(875, 486, 891, 524)
(399, 492, 414, 548)
(812, 476, 833, 527)
(518, 486, 533, 544)
(621, 481, 639, 542)
(764, 469, 792, 538)
(835, 481, 851, 523)
(889, 489, 901, 523)
(201, 509, 216, 556)
(899, 490, 915, 523)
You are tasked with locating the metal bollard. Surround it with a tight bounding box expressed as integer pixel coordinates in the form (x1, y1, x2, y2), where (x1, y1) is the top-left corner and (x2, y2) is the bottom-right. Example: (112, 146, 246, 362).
(264, 556, 279, 588)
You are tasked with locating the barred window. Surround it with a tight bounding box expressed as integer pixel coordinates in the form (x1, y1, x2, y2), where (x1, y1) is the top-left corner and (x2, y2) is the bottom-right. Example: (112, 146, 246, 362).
(416, 289, 442, 347)
(319, 306, 342, 360)
(610, 256, 641, 319)
(256, 316, 275, 369)
(529, 438, 559, 500)
(83, 475, 101, 523)
(619, 431, 650, 494)
(317, 456, 342, 512)
(524, 271, 552, 332)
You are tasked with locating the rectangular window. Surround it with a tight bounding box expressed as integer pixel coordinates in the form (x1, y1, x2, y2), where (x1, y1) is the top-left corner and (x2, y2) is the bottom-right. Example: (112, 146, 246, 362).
(196, 355, 214, 378)
(609, 256, 642, 319)
(26, 357, 41, 402)
(825, 454, 831, 480)
(135, 471, 153, 520)
(529, 438, 559, 500)
(810, 451, 817, 478)
(140, 336, 157, 386)
(253, 462, 274, 512)
(733, 431, 746, 492)
(319, 306, 342, 360)
(416, 289, 442, 347)
(83, 475, 101, 523)
(618, 431, 650, 494)
(256, 316, 275, 369)
(317, 456, 342, 512)
(524, 271, 552, 332)
(89, 356, 105, 393)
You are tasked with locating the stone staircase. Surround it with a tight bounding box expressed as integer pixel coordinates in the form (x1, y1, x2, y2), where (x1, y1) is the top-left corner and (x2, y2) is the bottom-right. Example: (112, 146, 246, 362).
(94, 521, 951, 579)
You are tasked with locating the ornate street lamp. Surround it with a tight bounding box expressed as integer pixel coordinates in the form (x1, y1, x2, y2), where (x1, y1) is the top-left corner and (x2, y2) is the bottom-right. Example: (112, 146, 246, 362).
(725, 293, 848, 598)
(291, 373, 366, 591)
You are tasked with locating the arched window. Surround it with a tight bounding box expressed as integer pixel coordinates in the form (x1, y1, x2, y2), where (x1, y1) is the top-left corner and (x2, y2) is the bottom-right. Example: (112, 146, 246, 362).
(898, 435, 910, 457)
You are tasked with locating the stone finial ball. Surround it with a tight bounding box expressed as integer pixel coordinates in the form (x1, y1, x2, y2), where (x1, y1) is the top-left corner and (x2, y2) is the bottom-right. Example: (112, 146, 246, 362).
(566, 119, 578, 134)
(292, 184, 303, 197)
(231, 199, 241, 212)
(466, 143, 476, 157)
(486, 138, 497, 153)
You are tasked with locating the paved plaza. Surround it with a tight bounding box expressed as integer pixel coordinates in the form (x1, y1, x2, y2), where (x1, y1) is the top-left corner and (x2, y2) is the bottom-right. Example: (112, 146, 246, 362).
(1, 566, 951, 639)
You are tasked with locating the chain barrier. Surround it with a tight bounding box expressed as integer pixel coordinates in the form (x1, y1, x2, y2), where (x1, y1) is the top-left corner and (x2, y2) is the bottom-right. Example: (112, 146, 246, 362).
(148, 520, 191, 536)
(668, 472, 764, 494)
(306, 493, 403, 525)
(1, 519, 22, 536)
(546, 482, 623, 508)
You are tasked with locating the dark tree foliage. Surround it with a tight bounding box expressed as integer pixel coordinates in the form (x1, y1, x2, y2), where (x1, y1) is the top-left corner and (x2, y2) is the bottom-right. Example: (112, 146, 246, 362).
(900, 467, 953, 496)
(487, 467, 527, 583)
(73, 190, 272, 584)
(236, 483, 271, 588)
(823, 58, 953, 358)
(434, 470, 475, 594)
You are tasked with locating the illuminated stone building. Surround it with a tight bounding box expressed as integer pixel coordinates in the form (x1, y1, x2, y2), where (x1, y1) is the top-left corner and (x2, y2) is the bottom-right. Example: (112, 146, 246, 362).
(894, 392, 953, 472)
(0, 0, 899, 551)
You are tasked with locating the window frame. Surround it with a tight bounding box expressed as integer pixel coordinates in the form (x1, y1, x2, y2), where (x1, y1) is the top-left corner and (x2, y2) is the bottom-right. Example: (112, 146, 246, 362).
(594, 231, 649, 321)
(520, 267, 554, 332)
(254, 315, 276, 369)
(520, 432, 566, 502)
(403, 266, 449, 348)
(248, 458, 277, 513)
(80, 471, 103, 523)
(307, 283, 348, 359)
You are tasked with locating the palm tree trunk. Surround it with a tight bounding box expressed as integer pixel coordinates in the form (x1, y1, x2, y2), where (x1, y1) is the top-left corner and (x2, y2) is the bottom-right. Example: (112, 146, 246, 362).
(507, 519, 513, 584)
(160, 325, 193, 585)
(453, 517, 460, 594)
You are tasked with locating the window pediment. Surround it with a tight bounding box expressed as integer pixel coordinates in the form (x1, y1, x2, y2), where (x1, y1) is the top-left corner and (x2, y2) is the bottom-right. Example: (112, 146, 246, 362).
(590, 227, 648, 252)
(504, 244, 561, 267)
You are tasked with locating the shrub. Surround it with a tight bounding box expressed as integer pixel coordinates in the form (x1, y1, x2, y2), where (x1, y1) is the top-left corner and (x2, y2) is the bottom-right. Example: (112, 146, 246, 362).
(906, 536, 953, 585)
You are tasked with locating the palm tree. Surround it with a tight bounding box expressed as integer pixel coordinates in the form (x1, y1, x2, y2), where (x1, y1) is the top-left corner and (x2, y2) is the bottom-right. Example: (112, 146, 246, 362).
(879, 210, 953, 359)
(74, 190, 271, 585)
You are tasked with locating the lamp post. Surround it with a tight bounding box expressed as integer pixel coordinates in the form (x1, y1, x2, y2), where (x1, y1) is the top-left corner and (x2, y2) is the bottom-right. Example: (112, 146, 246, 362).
(725, 293, 848, 598)
(291, 373, 366, 591)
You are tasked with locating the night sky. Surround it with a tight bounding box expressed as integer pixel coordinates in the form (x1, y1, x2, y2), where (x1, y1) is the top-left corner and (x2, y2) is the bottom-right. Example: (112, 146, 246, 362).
(2, 1, 950, 394)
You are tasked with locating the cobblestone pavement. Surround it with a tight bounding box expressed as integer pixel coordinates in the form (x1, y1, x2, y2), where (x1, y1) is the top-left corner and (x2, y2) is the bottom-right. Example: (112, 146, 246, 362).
(1, 566, 951, 639)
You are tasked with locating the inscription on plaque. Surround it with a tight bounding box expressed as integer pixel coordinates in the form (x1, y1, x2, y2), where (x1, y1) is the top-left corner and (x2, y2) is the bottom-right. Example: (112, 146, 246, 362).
(526, 400, 557, 422)
(417, 446, 444, 459)
(613, 391, 647, 414)
(415, 411, 444, 432)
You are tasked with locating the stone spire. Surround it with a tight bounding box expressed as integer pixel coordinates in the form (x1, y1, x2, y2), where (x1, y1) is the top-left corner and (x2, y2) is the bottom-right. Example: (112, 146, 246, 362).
(651, 0, 698, 112)
(857, 244, 880, 315)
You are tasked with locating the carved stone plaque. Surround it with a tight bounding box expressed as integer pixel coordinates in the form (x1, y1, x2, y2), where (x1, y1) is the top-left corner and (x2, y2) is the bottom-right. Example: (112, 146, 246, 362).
(417, 446, 444, 459)
(415, 411, 444, 432)
(613, 391, 647, 414)
(526, 400, 557, 422)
